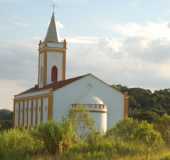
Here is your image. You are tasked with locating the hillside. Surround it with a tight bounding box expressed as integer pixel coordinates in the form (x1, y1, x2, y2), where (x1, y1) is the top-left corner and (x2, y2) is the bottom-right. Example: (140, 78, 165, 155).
(114, 85, 170, 122)
(0, 109, 13, 130)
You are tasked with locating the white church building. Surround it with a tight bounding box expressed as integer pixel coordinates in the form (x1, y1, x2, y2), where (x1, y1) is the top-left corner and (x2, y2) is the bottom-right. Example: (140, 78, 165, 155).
(13, 13, 128, 133)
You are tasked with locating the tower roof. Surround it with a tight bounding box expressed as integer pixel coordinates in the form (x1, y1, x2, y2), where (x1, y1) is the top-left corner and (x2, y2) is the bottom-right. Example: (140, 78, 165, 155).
(44, 12, 58, 42)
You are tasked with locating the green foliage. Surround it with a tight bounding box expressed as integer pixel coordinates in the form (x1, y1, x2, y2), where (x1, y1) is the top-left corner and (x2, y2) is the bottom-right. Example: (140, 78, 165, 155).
(68, 106, 95, 139)
(106, 118, 139, 141)
(154, 115, 170, 145)
(60, 119, 78, 152)
(114, 85, 170, 119)
(107, 118, 164, 160)
(133, 111, 160, 123)
(0, 109, 13, 131)
(34, 120, 77, 155)
(160, 154, 170, 160)
(34, 121, 63, 154)
(0, 128, 42, 160)
(134, 121, 164, 148)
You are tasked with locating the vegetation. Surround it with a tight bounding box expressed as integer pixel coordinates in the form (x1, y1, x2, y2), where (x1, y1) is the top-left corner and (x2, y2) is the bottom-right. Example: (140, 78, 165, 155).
(0, 109, 13, 130)
(114, 85, 170, 121)
(0, 86, 170, 159)
(0, 112, 169, 160)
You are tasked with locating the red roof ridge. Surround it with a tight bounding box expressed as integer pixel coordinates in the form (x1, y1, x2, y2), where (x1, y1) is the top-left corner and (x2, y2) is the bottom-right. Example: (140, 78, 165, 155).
(15, 74, 89, 96)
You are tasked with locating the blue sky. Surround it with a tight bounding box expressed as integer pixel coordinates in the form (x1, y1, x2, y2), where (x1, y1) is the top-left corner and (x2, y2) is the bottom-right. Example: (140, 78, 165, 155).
(1, 0, 170, 110)
(1, 0, 170, 40)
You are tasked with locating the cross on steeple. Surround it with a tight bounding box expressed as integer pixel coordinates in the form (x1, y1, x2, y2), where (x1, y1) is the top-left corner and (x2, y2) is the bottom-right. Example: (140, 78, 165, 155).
(52, 3, 55, 13)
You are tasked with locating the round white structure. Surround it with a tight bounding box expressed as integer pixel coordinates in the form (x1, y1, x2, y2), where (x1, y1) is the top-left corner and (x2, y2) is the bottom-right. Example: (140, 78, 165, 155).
(72, 95, 107, 133)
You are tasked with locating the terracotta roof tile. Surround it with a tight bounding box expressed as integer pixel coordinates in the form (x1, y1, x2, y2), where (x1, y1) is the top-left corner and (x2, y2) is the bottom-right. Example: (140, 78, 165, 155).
(16, 74, 88, 96)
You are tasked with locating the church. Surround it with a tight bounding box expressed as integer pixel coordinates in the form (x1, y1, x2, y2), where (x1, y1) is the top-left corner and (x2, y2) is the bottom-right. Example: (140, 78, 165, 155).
(13, 13, 128, 133)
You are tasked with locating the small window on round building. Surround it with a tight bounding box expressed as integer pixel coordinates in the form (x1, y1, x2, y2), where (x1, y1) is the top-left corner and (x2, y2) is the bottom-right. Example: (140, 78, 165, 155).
(51, 66, 58, 82)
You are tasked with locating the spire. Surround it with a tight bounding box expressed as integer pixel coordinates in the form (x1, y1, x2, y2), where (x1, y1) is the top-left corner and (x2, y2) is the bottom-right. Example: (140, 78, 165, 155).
(44, 12, 59, 42)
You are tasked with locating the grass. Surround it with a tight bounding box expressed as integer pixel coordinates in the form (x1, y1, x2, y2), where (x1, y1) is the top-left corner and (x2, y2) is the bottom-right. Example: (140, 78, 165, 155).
(31, 147, 170, 160)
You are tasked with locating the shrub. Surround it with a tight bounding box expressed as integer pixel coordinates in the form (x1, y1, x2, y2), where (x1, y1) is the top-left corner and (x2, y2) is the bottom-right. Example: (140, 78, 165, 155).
(34, 121, 63, 154)
(134, 121, 164, 160)
(34, 120, 77, 155)
(154, 115, 170, 145)
(106, 118, 139, 141)
(112, 140, 142, 156)
(0, 129, 41, 160)
(68, 106, 95, 139)
(133, 111, 160, 123)
(160, 154, 170, 160)
(107, 118, 164, 160)
(135, 121, 164, 147)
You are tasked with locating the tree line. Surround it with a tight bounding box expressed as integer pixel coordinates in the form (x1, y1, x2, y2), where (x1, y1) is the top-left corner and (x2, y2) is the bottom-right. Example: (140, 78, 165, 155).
(114, 85, 170, 122)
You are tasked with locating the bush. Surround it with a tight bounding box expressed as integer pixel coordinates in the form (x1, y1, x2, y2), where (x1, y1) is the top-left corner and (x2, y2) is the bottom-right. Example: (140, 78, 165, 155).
(34, 120, 77, 155)
(160, 155, 170, 160)
(112, 140, 142, 156)
(133, 111, 160, 123)
(34, 121, 63, 154)
(135, 121, 164, 147)
(106, 118, 139, 141)
(0, 129, 42, 160)
(154, 115, 170, 145)
(107, 118, 164, 160)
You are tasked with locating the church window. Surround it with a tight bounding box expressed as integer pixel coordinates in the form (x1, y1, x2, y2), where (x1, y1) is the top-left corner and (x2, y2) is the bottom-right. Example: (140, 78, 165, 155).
(51, 66, 58, 82)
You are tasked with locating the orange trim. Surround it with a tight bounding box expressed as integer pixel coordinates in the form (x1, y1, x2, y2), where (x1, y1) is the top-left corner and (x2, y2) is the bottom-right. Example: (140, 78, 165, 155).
(48, 91, 53, 120)
(26, 100, 29, 127)
(124, 92, 129, 119)
(31, 100, 33, 127)
(63, 51, 66, 80)
(44, 52, 47, 85)
(41, 97, 43, 123)
(35, 100, 38, 125)
(40, 47, 66, 53)
(22, 101, 25, 127)
(18, 103, 21, 127)
(13, 100, 16, 128)
(38, 52, 40, 86)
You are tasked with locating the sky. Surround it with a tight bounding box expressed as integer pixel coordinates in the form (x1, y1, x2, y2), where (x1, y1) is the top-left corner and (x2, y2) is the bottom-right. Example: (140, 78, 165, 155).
(1, 0, 170, 110)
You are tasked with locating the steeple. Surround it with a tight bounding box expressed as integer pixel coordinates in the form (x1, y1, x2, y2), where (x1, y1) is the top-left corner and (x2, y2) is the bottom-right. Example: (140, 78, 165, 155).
(44, 12, 58, 42)
(38, 12, 67, 88)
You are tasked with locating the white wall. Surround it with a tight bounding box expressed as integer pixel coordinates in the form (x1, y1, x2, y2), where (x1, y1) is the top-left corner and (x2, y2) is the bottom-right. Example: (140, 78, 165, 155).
(15, 102, 19, 127)
(43, 97, 48, 123)
(32, 99, 36, 127)
(90, 112, 107, 133)
(53, 75, 124, 129)
(24, 100, 27, 126)
(38, 53, 44, 88)
(19, 101, 23, 127)
(37, 98, 41, 125)
(47, 52, 64, 83)
(28, 100, 32, 127)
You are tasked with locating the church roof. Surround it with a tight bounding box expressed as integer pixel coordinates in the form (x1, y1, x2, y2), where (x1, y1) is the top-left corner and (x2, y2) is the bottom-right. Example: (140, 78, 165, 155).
(44, 12, 58, 42)
(16, 74, 88, 96)
(16, 74, 124, 97)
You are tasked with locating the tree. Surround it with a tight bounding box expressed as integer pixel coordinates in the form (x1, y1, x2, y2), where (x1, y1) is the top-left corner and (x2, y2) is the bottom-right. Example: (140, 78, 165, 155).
(35, 121, 63, 155)
(34, 120, 77, 156)
(134, 121, 164, 160)
(68, 105, 95, 139)
(154, 115, 170, 145)
(106, 118, 139, 141)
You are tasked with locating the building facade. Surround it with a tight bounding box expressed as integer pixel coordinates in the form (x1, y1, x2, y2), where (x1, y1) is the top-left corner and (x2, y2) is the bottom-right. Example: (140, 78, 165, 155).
(13, 13, 128, 133)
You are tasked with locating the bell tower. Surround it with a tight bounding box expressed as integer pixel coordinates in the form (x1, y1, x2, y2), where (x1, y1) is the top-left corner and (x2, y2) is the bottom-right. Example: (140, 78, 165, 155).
(38, 12, 67, 88)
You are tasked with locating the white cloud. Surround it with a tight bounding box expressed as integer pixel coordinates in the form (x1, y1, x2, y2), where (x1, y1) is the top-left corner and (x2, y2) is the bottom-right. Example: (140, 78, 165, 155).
(0, 80, 27, 110)
(112, 22, 170, 40)
(1, 22, 170, 110)
(55, 20, 64, 29)
(67, 36, 98, 44)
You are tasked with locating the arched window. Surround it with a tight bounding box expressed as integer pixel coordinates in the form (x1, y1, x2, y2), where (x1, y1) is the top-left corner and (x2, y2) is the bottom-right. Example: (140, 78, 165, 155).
(51, 66, 58, 82)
